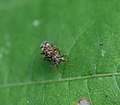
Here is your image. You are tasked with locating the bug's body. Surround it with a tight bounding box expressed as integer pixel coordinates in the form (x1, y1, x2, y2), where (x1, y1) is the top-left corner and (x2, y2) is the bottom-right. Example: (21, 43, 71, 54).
(40, 41, 67, 67)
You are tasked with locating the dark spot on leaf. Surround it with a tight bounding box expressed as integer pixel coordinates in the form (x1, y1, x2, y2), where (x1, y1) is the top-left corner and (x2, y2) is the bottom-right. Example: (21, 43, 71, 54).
(99, 42, 103, 47)
(105, 95, 108, 97)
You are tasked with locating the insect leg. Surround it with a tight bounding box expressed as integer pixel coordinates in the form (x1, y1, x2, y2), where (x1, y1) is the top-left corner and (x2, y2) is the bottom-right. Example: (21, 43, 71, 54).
(41, 52, 45, 55)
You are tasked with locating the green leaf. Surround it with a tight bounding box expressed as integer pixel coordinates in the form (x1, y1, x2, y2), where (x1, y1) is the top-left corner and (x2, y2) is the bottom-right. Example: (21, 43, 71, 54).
(0, 0, 120, 105)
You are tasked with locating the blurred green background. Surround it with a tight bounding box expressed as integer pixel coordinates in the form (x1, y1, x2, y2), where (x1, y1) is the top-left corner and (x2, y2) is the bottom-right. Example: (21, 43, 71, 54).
(0, 0, 120, 105)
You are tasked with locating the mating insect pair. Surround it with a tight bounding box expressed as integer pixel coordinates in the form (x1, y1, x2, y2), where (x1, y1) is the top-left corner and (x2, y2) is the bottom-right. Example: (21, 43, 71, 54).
(40, 41, 67, 67)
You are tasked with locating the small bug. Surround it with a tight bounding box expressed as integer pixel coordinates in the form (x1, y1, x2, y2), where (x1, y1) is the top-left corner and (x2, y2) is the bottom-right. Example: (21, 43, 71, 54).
(40, 41, 67, 67)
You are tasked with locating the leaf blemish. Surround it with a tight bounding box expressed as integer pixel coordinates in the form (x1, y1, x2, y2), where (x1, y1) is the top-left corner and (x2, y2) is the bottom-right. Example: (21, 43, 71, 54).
(33, 19, 40, 27)
(99, 42, 103, 47)
(101, 49, 106, 57)
(26, 100, 30, 104)
(105, 95, 108, 97)
(77, 99, 91, 105)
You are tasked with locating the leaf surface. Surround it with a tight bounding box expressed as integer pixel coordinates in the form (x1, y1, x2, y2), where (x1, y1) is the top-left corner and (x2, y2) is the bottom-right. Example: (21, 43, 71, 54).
(0, 0, 120, 105)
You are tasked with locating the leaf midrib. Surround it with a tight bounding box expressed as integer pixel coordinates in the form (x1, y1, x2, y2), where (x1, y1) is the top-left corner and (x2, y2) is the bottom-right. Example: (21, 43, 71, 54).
(0, 72, 120, 88)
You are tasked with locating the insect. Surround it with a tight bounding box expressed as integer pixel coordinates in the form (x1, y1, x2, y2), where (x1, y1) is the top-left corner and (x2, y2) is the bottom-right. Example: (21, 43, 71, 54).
(40, 41, 67, 67)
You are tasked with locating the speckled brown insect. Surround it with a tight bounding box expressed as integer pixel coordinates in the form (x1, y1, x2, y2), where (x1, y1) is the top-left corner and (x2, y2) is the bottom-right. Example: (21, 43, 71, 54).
(40, 41, 67, 67)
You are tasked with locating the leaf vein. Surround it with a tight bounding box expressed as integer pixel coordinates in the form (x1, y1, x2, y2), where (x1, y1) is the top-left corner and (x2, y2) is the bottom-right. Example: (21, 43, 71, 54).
(0, 73, 120, 88)
(113, 76, 120, 92)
